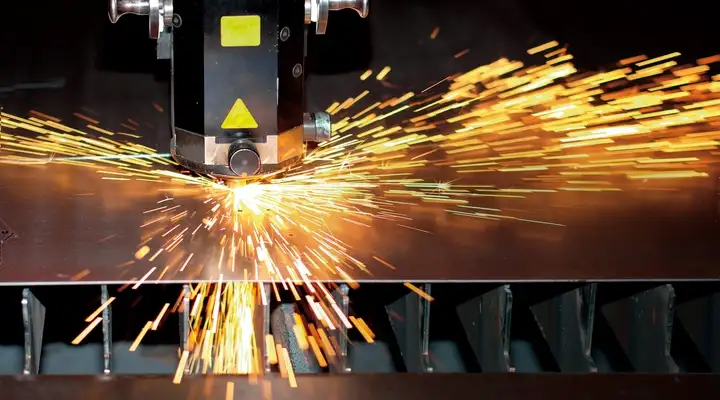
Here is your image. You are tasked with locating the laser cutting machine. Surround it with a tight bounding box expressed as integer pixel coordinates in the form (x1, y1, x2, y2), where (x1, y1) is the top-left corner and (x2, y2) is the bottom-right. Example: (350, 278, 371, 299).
(108, 0, 369, 178)
(2, 0, 720, 397)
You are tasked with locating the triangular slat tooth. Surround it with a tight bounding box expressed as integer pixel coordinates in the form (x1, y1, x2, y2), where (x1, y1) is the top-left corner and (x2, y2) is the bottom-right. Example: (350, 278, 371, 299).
(21, 288, 45, 375)
(386, 283, 432, 372)
(601, 284, 679, 373)
(531, 284, 597, 372)
(674, 284, 720, 372)
(456, 285, 514, 372)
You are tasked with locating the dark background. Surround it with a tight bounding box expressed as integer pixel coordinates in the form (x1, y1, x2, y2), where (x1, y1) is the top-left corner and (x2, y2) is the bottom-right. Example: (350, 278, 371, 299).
(2, 0, 720, 103)
(0, 0, 719, 374)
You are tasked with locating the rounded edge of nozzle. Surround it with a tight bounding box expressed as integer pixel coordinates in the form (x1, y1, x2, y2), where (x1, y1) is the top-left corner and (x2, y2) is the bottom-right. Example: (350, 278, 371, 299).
(108, 0, 119, 23)
(356, 0, 369, 18)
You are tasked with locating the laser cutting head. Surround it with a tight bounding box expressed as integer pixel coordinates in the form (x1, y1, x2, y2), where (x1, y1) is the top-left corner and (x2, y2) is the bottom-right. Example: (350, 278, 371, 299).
(108, 0, 369, 179)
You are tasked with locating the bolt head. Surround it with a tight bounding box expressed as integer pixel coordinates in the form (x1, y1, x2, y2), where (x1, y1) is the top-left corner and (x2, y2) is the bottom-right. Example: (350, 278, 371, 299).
(292, 64, 303, 78)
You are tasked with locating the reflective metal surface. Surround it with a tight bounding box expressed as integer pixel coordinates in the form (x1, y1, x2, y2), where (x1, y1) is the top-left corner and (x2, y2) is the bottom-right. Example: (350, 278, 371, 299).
(108, 0, 151, 23)
(21, 289, 45, 375)
(328, 0, 369, 17)
(1, 0, 719, 285)
(1, 155, 719, 283)
(311, 0, 370, 34)
(108, 0, 173, 39)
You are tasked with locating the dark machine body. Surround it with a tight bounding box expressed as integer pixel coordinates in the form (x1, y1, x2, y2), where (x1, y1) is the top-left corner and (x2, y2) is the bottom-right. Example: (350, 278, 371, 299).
(109, 0, 367, 178)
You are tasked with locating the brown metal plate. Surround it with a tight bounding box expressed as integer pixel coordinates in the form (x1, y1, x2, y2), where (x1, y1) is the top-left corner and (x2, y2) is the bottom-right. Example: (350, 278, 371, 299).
(1, 151, 719, 284)
(1, 72, 720, 283)
(1, 13, 719, 284)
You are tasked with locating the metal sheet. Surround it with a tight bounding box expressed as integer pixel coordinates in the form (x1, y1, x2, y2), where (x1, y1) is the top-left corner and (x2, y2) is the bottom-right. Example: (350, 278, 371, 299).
(0, 374, 718, 400)
(1, 0, 720, 284)
(2, 72, 719, 283)
(1, 156, 719, 283)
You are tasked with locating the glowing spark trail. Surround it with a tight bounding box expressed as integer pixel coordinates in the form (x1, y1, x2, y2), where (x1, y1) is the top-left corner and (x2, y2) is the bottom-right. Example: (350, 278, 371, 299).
(60, 153, 172, 162)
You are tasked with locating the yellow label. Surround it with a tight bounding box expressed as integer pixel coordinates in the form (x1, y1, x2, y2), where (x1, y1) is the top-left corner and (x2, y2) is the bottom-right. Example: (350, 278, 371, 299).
(220, 16, 261, 47)
(221, 99, 258, 129)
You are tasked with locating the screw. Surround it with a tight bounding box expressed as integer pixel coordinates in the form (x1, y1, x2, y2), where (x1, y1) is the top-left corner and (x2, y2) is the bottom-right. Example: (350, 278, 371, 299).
(280, 27, 290, 41)
(292, 64, 303, 78)
(172, 14, 182, 28)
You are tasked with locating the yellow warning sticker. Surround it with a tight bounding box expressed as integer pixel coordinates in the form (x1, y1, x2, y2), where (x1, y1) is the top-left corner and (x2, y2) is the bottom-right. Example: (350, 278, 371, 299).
(221, 99, 258, 129)
(220, 16, 261, 47)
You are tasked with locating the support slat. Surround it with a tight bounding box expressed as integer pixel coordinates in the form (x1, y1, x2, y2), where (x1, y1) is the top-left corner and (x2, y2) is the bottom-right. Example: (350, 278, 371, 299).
(256, 283, 271, 374)
(271, 303, 319, 372)
(531, 284, 597, 372)
(21, 288, 45, 375)
(675, 291, 720, 371)
(331, 284, 351, 372)
(602, 284, 678, 373)
(386, 283, 432, 372)
(179, 284, 191, 375)
(457, 285, 514, 372)
(101, 285, 112, 374)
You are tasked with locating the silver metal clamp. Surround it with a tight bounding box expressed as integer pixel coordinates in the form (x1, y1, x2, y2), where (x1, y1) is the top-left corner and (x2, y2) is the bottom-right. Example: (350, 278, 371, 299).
(306, 0, 369, 34)
(108, 0, 173, 39)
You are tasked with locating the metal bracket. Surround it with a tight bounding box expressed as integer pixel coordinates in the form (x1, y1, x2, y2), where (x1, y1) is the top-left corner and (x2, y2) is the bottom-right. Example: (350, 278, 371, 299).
(602, 284, 679, 373)
(157, 31, 172, 60)
(101, 285, 112, 374)
(21, 289, 46, 375)
(531, 284, 598, 372)
(331, 284, 351, 372)
(457, 285, 514, 372)
(386, 284, 433, 372)
(108, 0, 173, 39)
(309, 0, 369, 34)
